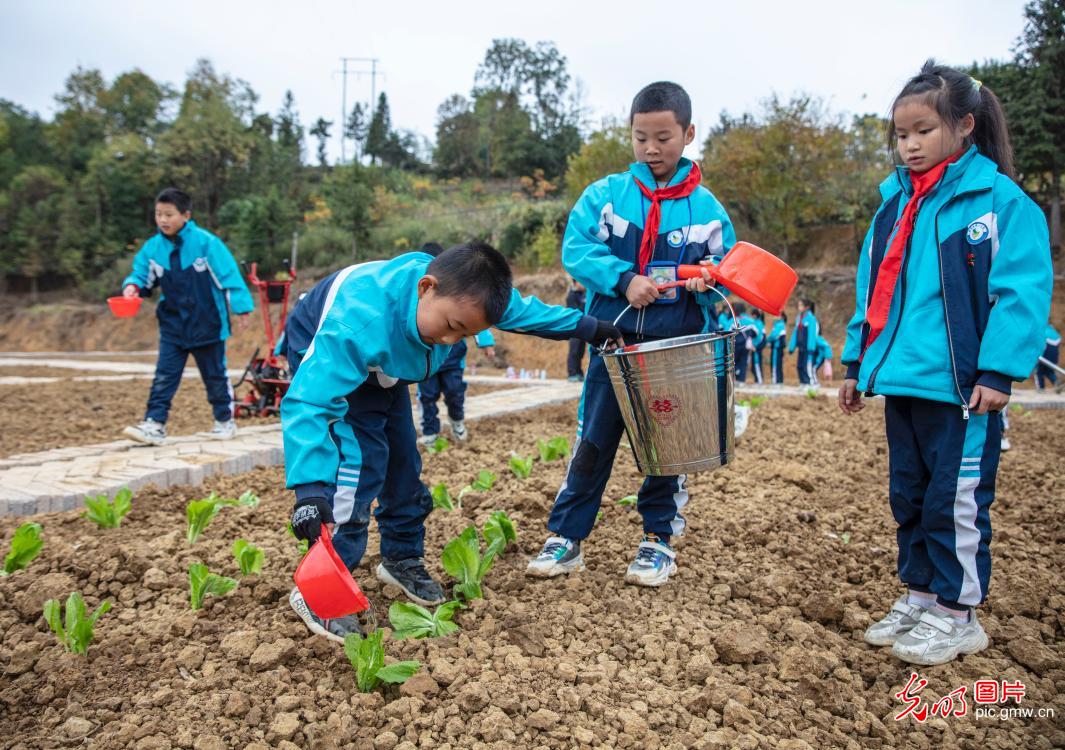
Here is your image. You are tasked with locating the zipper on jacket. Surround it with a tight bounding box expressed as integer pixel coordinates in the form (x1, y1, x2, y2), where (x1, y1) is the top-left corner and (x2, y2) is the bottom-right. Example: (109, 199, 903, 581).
(424, 350, 432, 381)
(867, 210, 919, 392)
(934, 211, 970, 421)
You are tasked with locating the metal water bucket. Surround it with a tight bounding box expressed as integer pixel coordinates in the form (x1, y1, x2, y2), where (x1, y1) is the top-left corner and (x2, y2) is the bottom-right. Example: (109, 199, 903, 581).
(601, 291, 739, 476)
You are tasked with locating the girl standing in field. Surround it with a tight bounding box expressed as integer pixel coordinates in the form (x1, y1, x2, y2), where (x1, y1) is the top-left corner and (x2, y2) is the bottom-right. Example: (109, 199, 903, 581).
(839, 61, 1053, 665)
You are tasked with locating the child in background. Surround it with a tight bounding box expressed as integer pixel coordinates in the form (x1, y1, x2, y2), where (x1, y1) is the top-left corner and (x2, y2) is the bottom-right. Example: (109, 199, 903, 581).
(840, 61, 1053, 665)
(1035, 322, 1060, 391)
(749, 310, 767, 384)
(789, 298, 820, 386)
(717, 304, 734, 332)
(566, 278, 588, 382)
(283, 243, 620, 640)
(121, 188, 253, 445)
(769, 313, 788, 385)
(526, 81, 736, 587)
(814, 335, 834, 383)
(734, 303, 762, 383)
(414, 243, 496, 443)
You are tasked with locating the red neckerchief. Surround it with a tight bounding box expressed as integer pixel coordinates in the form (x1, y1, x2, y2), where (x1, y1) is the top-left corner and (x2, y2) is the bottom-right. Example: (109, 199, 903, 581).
(633, 162, 703, 274)
(863, 150, 965, 353)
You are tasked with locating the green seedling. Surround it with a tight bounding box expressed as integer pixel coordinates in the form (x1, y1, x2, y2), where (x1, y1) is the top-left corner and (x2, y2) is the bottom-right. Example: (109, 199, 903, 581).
(344, 630, 421, 693)
(286, 522, 310, 555)
(188, 563, 238, 609)
(2, 522, 44, 576)
(234, 491, 261, 508)
(458, 470, 498, 501)
(537, 436, 570, 462)
(83, 487, 133, 529)
(441, 526, 503, 601)
(232, 539, 264, 576)
(186, 497, 222, 545)
(508, 453, 534, 479)
(740, 396, 769, 409)
(426, 436, 449, 454)
(43, 591, 110, 654)
(841, 532, 852, 545)
(617, 495, 637, 507)
(388, 600, 463, 639)
(431, 483, 456, 512)
(594, 510, 604, 526)
(483, 510, 517, 551)
(805, 387, 820, 399)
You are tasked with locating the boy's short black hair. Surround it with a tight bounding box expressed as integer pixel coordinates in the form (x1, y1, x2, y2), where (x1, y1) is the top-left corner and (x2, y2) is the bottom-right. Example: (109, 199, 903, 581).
(428, 242, 512, 325)
(419, 242, 445, 257)
(630, 81, 692, 129)
(156, 187, 192, 214)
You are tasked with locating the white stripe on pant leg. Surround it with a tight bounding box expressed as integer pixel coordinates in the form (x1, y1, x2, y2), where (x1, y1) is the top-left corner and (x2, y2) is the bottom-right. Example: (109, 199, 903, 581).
(754, 358, 763, 384)
(333, 484, 357, 524)
(669, 474, 689, 538)
(953, 474, 983, 605)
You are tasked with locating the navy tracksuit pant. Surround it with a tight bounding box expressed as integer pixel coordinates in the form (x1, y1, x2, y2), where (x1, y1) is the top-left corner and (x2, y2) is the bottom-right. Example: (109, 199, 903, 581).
(548, 352, 688, 542)
(771, 343, 785, 384)
(885, 396, 1000, 608)
(751, 344, 765, 384)
(289, 349, 432, 571)
(1036, 343, 1059, 389)
(146, 338, 232, 423)
(796, 346, 817, 385)
(418, 341, 466, 435)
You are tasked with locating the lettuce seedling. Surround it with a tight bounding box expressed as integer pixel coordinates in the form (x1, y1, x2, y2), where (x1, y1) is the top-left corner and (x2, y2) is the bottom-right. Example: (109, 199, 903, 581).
(188, 563, 238, 609)
(508, 454, 533, 479)
(83, 487, 133, 529)
(388, 600, 462, 639)
(344, 630, 421, 693)
(186, 497, 222, 545)
(234, 491, 260, 508)
(232, 539, 265, 576)
(617, 495, 637, 507)
(2, 522, 44, 576)
(431, 483, 456, 512)
(426, 436, 449, 454)
(286, 522, 309, 555)
(441, 526, 503, 601)
(458, 470, 498, 502)
(537, 436, 570, 462)
(483, 510, 517, 551)
(43, 591, 110, 654)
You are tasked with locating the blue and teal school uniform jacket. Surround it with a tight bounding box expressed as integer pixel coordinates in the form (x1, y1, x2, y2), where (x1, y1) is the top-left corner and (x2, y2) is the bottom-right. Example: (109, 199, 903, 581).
(788, 311, 819, 353)
(770, 320, 787, 348)
(814, 337, 833, 368)
(739, 314, 764, 347)
(562, 158, 736, 338)
(842, 146, 1053, 408)
(281, 253, 595, 499)
(123, 220, 254, 349)
(1046, 324, 1061, 347)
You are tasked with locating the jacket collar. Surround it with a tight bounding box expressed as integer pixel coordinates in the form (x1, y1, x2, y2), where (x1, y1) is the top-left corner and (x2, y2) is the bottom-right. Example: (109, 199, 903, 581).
(629, 157, 693, 192)
(401, 260, 431, 353)
(879, 145, 998, 202)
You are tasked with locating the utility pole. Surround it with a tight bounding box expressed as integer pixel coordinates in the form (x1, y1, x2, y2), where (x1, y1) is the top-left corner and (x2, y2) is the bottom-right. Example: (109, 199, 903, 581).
(336, 57, 382, 164)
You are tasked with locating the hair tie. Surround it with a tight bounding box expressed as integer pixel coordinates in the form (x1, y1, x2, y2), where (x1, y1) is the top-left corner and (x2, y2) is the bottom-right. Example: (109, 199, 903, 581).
(971, 77, 983, 92)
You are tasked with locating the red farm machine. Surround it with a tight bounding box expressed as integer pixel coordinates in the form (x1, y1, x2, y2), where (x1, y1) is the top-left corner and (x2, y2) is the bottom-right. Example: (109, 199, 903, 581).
(232, 258, 297, 418)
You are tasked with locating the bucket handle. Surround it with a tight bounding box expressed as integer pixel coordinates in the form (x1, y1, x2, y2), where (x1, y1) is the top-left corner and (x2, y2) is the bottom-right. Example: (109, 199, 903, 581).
(601, 284, 740, 354)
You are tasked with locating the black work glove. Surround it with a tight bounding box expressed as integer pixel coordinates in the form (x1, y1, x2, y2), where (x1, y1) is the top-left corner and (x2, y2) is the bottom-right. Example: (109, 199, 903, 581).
(588, 319, 624, 349)
(291, 497, 334, 543)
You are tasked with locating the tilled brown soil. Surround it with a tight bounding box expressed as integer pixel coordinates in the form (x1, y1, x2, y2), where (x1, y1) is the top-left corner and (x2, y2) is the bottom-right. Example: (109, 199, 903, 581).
(0, 378, 508, 458)
(0, 398, 1063, 749)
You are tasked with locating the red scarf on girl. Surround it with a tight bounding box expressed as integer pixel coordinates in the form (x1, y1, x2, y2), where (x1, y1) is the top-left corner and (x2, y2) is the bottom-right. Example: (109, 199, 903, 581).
(863, 150, 964, 352)
(633, 162, 703, 274)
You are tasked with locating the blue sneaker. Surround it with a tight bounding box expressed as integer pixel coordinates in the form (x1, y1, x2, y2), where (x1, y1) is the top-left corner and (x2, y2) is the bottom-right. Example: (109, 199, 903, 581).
(625, 535, 677, 587)
(525, 536, 585, 577)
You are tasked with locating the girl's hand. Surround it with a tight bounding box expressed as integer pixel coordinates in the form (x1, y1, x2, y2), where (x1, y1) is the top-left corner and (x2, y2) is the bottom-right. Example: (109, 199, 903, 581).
(838, 378, 864, 415)
(236, 313, 251, 332)
(122, 284, 139, 299)
(969, 385, 1009, 415)
(684, 264, 715, 293)
(625, 276, 661, 309)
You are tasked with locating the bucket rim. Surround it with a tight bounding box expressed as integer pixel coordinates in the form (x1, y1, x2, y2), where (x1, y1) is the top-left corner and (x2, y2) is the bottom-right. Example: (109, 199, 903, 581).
(601, 330, 738, 358)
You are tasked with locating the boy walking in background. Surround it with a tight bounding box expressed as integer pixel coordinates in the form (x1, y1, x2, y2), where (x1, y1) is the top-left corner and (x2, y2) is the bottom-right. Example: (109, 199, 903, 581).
(121, 188, 253, 445)
(789, 298, 820, 386)
(769, 313, 788, 384)
(527, 81, 736, 587)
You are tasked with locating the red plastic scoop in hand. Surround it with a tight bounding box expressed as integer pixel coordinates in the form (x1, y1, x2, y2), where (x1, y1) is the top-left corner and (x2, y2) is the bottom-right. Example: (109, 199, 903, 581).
(107, 296, 142, 318)
(675, 241, 798, 316)
(293, 525, 371, 619)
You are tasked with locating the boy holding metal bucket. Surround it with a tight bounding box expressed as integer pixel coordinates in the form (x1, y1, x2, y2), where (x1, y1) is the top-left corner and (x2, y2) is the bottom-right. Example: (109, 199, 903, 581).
(527, 82, 736, 587)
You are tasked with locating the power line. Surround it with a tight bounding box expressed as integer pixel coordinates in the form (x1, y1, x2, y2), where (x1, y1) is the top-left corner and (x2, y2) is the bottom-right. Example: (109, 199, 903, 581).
(335, 57, 383, 164)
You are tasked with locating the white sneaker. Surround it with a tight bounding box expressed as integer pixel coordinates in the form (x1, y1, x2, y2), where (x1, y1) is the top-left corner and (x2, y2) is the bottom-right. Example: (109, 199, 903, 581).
(624, 536, 677, 587)
(209, 419, 238, 440)
(123, 419, 166, 446)
(418, 433, 439, 446)
(734, 403, 751, 440)
(864, 596, 929, 646)
(1000, 436, 1011, 451)
(526, 536, 585, 577)
(450, 420, 468, 441)
(891, 607, 988, 665)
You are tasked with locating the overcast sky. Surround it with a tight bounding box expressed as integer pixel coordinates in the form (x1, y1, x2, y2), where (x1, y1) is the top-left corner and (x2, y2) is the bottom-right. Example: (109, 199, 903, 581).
(1, 0, 1028, 163)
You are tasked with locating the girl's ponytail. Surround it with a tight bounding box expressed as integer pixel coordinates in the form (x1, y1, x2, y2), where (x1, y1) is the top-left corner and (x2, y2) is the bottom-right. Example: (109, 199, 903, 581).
(972, 83, 1016, 180)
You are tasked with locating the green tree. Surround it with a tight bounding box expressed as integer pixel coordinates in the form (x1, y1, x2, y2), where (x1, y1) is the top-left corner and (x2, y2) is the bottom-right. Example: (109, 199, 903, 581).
(434, 94, 480, 177)
(323, 162, 374, 261)
(99, 70, 173, 137)
(310, 117, 332, 167)
(0, 166, 79, 298)
(345, 102, 368, 161)
(0, 100, 49, 189)
(47, 67, 107, 177)
(365, 93, 392, 166)
(564, 122, 631, 202)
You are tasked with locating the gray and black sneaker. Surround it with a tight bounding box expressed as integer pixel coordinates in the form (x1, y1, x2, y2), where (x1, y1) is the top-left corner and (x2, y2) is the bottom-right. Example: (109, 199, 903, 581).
(123, 418, 166, 446)
(376, 557, 446, 606)
(525, 536, 585, 578)
(288, 587, 363, 643)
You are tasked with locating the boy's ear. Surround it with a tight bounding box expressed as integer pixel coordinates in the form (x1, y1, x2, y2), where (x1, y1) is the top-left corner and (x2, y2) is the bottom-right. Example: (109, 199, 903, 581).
(182, 211, 192, 220)
(417, 275, 437, 298)
(684, 123, 695, 146)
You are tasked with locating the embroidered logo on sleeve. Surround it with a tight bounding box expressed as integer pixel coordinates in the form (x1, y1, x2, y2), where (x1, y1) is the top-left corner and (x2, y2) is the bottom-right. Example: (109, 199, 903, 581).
(667, 230, 685, 248)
